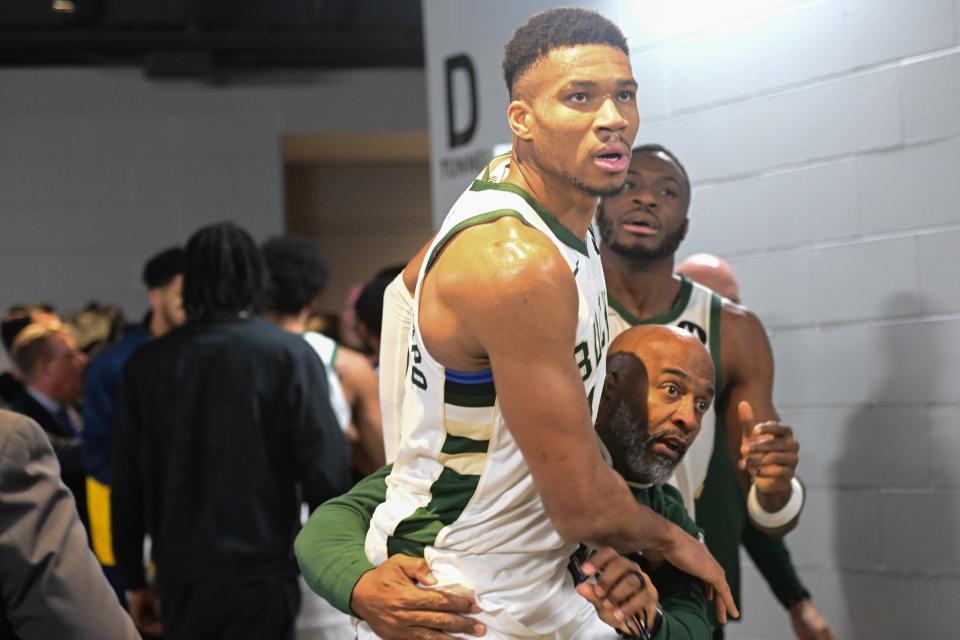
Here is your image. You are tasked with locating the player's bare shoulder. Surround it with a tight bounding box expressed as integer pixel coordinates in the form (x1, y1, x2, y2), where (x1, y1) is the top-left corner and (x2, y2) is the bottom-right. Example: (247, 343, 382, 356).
(430, 216, 577, 314)
(419, 216, 579, 369)
(719, 298, 774, 380)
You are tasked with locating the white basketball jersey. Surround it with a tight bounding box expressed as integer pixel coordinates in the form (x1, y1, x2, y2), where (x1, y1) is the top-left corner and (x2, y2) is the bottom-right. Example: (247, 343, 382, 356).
(364, 156, 610, 635)
(303, 331, 352, 433)
(607, 276, 723, 519)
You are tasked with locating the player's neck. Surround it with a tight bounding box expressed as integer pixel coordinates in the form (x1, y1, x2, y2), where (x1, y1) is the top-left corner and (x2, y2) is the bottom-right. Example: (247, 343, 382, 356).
(602, 248, 682, 319)
(505, 153, 599, 241)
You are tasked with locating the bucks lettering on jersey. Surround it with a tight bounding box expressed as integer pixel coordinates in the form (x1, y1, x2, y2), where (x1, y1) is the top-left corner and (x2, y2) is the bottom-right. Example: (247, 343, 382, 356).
(364, 155, 608, 635)
(608, 276, 723, 519)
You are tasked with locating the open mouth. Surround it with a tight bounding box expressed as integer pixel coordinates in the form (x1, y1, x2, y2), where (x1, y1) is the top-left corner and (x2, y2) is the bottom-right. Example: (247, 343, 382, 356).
(651, 435, 686, 460)
(594, 152, 629, 173)
(622, 216, 657, 236)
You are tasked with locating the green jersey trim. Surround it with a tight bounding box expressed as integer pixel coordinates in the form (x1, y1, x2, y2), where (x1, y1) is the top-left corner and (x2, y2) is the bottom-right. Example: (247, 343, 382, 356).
(444, 378, 497, 408)
(469, 180, 589, 256)
(479, 153, 510, 182)
(441, 434, 490, 456)
(608, 276, 694, 327)
(386, 466, 482, 557)
(708, 292, 723, 393)
(425, 209, 530, 273)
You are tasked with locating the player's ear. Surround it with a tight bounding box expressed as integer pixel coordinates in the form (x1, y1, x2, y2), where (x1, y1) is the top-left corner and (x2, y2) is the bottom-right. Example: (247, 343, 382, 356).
(507, 99, 534, 141)
(601, 368, 619, 402)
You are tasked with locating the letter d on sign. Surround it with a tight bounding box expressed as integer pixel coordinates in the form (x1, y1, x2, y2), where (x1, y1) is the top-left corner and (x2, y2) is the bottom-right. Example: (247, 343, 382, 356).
(445, 53, 478, 149)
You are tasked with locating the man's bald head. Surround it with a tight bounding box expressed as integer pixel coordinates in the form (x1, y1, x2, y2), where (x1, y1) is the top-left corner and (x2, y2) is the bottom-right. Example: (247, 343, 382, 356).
(676, 253, 740, 303)
(597, 325, 715, 485)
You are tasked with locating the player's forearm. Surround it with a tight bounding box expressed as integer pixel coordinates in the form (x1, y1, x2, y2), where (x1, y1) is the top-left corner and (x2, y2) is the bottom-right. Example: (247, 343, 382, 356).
(742, 522, 808, 609)
(558, 465, 682, 554)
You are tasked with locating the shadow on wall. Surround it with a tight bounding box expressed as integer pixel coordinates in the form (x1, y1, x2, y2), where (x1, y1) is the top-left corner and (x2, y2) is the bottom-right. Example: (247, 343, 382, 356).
(831, 291, 956, 638)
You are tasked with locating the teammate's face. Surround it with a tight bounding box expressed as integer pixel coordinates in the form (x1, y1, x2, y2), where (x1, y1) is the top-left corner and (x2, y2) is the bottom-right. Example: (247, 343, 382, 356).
(597, 151, 690, 261)
(597, 336, 713, 485)
(517, 44, 639, 197)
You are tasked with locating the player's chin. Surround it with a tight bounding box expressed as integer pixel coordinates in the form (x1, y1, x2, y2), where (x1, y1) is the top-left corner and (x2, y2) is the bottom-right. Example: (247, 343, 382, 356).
(586, 179, 628, 198)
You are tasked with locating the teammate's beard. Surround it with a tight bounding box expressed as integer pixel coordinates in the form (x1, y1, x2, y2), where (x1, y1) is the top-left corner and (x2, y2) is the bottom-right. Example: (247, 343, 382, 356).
(597, 208, 686, 261)
(607, 398, 686, 485)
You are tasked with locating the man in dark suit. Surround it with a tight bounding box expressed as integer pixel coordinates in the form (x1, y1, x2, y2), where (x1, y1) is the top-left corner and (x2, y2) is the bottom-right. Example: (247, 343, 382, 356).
(0, 409, 138, 640)
(8, 320, 88, 523)
(0, 305, 59, 408)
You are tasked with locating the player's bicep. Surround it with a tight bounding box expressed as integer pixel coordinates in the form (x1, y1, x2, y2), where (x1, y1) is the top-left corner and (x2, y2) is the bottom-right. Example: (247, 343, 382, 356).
(721, 306, 779, 425)
(466, 257, 603, 526)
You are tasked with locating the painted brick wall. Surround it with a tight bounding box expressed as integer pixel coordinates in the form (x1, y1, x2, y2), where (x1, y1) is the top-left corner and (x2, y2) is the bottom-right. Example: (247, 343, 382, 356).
(0, 66, 426, 364)
(616, 0, 960, 636)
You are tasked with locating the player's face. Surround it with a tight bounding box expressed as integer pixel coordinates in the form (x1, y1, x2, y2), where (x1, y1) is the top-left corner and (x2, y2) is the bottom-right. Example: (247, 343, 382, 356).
(522, 44, 639, 197)
(597, 151, 690, 261)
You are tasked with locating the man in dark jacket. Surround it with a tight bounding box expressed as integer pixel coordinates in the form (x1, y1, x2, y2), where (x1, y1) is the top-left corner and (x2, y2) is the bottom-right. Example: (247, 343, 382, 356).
(8, 319, 88, 523)
(112, 222, 351, 640)
(83, 246, 185, 603)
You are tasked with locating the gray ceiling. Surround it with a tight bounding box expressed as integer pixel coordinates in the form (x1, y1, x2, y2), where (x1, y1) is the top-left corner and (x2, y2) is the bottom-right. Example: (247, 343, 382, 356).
(0, 0, 424, 75)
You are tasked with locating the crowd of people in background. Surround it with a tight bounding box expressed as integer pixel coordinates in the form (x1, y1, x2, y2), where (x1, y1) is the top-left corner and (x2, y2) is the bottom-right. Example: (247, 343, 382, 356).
(0, 10, 837, 638)
(0, 222, 397, 640)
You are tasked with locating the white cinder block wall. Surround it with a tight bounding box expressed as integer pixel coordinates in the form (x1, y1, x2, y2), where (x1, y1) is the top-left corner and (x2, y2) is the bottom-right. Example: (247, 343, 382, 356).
(0, 66, 426, 354)
(616, 0, 960, 637)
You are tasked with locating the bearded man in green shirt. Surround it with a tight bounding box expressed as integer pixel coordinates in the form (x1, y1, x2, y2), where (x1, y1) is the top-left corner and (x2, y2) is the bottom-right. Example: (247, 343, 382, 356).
(297, 325, 719, 640)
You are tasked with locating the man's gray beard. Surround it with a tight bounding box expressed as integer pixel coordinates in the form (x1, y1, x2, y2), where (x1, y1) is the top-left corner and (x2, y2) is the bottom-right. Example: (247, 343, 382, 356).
(609, 399, 681, 485)
(562, 170, 626, 198)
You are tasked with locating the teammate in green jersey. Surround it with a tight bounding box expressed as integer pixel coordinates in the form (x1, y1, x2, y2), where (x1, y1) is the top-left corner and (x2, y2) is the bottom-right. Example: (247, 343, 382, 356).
(598, 145, 832, 640)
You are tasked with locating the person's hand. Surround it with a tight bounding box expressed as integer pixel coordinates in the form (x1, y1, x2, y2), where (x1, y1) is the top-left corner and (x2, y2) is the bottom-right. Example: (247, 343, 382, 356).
(128, 586, 163, 636)
(661, 528, 739, 624)
(577, 547, 659, 634)
(351, 554, 485, 640)
(738, 401, 799, 499)
(789, 598, 836, 640)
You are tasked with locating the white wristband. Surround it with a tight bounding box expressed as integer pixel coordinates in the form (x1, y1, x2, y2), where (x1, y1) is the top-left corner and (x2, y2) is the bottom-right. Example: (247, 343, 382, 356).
(747, 477, 804, 529)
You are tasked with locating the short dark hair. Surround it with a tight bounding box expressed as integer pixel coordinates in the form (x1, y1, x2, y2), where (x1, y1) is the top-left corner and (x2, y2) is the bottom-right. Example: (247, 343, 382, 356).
(182, 222, 267, 323)
(502, 7, 629, 97)
(632, 144, 691, 198)
(142, 246, 185, 289)
(260, 236, 329, 315)
(354, 274, 394, 338)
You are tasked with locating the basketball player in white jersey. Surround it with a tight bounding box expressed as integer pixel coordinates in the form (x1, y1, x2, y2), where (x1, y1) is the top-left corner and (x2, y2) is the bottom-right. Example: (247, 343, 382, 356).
(355, 8, 735, 639)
